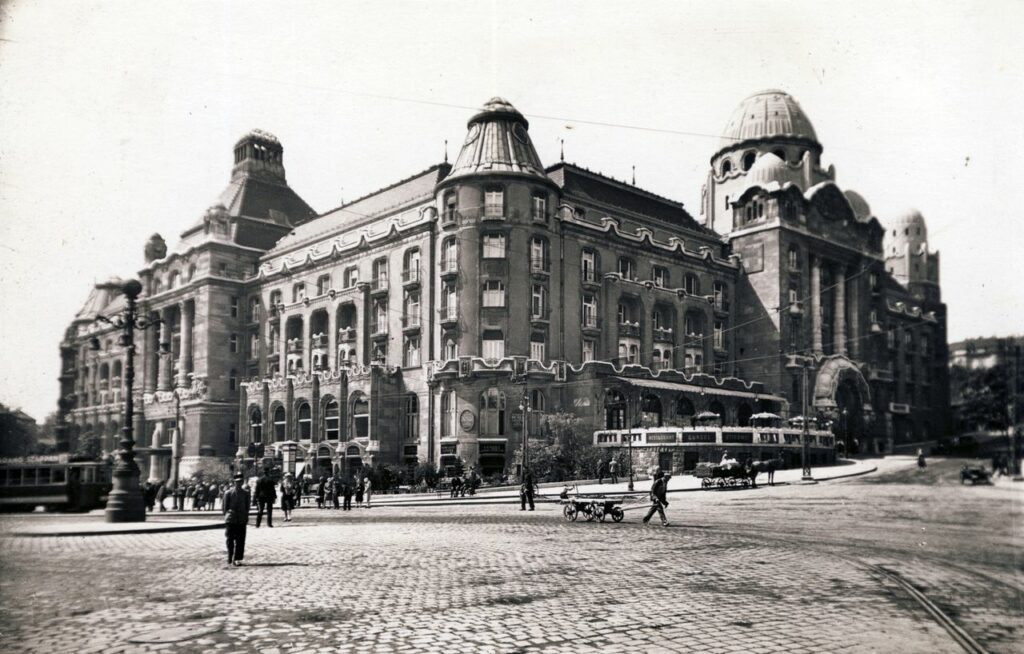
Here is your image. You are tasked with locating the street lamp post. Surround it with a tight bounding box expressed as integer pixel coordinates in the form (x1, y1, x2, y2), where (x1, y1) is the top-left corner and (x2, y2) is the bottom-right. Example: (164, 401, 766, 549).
(841, 408, 849, 459)
(519, 391, 530, 478)
(786, 354, 818, 483)
(625, 394, 635, 491)
(92, 278, 165, 522)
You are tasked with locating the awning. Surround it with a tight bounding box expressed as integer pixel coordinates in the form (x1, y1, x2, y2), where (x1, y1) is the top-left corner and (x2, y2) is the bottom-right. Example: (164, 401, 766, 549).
(295, 462, 306, 477)
(613, 377, 785, 402)
(751, 412, 782, 420)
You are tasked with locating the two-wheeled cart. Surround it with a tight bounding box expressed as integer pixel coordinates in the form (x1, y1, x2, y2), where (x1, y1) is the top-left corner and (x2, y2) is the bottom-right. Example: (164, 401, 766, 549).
(558, 485, 630, 522)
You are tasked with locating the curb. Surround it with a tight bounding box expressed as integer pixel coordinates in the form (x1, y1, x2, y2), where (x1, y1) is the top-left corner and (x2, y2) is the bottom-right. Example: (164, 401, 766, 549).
(8, 522, 224, 538)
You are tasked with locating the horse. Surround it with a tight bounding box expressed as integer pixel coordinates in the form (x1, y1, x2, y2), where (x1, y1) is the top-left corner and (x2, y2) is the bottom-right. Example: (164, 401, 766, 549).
(747, 458, 782, 487)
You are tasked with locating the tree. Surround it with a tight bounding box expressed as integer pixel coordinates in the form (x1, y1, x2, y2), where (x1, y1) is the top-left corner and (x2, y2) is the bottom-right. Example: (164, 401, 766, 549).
(413, 461, 440, 488)
(520, 412, 607, 482)
(0, 403, 38, 458)
(954, 363, 1022, 431)
(189, 458, 233, 485)
(72, 432, 103, 461)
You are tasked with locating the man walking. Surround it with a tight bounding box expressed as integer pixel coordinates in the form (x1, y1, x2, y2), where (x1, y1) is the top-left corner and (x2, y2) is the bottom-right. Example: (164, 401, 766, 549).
(609, 458, 619, 485)
(597, 459, 608, 485)
(222, 472, 250, 566)
(342, 477, 353, 510)
(642, 470, 670, 527)
(255, 469, 276, 528)
(520, 469, 537, 511)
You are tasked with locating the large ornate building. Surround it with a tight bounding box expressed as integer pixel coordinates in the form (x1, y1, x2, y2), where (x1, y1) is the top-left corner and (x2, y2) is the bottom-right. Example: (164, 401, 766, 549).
(58, 91, 948, 480)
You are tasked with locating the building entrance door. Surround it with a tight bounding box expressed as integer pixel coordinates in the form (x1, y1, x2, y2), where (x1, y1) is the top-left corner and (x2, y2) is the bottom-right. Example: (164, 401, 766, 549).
(658, 451, 673, 474)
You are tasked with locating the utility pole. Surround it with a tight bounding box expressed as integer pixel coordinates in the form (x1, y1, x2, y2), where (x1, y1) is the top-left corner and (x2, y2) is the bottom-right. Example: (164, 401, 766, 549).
(1010, 344, 1021, 480)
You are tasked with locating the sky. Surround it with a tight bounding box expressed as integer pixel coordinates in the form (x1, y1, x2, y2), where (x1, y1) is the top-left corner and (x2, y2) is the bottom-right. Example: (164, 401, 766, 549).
(1, 0, 1022, 421)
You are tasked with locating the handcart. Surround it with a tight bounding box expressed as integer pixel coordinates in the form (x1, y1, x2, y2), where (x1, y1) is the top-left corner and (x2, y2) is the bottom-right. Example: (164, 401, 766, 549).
(558, 485, 626, 522)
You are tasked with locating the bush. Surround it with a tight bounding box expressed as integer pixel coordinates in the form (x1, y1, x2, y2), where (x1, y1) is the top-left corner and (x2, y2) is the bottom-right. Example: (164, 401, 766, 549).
(413, 462, 440, 488)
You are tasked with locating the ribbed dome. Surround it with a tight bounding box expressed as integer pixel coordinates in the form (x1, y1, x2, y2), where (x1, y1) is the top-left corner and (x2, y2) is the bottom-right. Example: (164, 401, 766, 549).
(235, 128, 280, 147)
(719, 90, 817, 151)
(444, 97, 548, 184)
(890, 209, 927, 239)
(747, 152, 792, 187)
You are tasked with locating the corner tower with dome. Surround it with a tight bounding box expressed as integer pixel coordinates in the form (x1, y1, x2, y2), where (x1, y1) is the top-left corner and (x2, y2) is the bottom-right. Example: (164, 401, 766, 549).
(701, 89, 948, 453)
(57, 92, 948, 484)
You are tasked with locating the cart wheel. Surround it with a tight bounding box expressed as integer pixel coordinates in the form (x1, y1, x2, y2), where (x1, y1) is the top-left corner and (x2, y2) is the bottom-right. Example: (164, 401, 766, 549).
(717, 478, 726, 488)
(701, 479, 710, 489)
(582, 504, 595, 522)
(611, 508, 624, 523)
(563, 504, 578, 521)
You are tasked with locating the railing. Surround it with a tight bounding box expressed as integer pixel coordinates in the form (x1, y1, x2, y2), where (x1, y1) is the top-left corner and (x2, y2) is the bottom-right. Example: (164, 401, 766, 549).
(582, 314, 600, 330)
(653, 327, 674, 342)
(287, 339, 303, 353)
(439, 259, 458, 275)
(788, 302, 804, 315)
(370, 323, 388, 337)
(402, 269, 420, 285)
(338, 327, 357, 342)
(439, 306, 458, 323)
(581, 270, 599, 285)
(714, 298, 730, 313)
(530, 307, 551, 322)
(530, 258, 549, 274)
(402, 314, 421, 329)
(311, 334, 328, 349)
(618, 322, 640, 337)
(370, 277, 389, 293)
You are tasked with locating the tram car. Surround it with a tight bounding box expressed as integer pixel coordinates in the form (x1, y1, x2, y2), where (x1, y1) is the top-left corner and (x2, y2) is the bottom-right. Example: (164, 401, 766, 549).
(0, 455, 111, 512)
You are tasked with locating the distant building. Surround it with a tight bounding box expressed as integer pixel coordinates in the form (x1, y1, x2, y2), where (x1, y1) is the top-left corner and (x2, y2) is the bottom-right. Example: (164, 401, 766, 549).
(58, 91, 949, 480)
(950, 336, 1023, 370)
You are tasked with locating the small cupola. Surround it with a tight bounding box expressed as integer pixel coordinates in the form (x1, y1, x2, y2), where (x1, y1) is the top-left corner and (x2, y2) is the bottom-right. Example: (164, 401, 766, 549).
(232, 129, 286, 182)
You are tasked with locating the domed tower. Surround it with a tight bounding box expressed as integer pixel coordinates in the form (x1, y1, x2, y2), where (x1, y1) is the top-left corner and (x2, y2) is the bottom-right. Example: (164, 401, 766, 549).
(232, 128, 286, 183)
(702, 90, 832, 234)
(435, 97, 561, 361)
(885, 209, 940, 302)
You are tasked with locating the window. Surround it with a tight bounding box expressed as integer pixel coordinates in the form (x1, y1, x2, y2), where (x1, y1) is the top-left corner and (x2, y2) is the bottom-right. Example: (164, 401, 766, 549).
(249, 333, 259, 359)
(869, 272, 879, 291)
(316, 274, 331, 295)
(483, 280, 505, 307)
(531, 194, 547, 222)
(442, 283, 457, 317)
(248, 297, 260, 322)
(484, 188, 504, 218)
(582, 339, 595, 362)
(480, 388, 506, 436)
(684, 274, 700, 295)
(618, 257, 636, 280)
(228, 423, 236, 443)
(711, 283, 724, 311)
(373, 259, 388, 286)
(742, 151, 756, 171)
(443, 336, 458, 360)
(229, 369, 237, 391)
(344, 267, 359, 288)
(869, 309, 878, 324)
(373, 300, 387, 333)
(482, 330, 504, 361)
(714, 321, 725, 349)
(443, 192, 457, 224)
(684, 312, 704, 336)
(530, 334, 546, 362)
(652, 266, 669, 287)
(229, 334, 239, 353)
(581, 249, 597, 283)
(788, 285, 799, 305)
(230, 296, 239, 318)
(292, 283, 305, 303)
(441, 237, 457, 271)
(250, 408, 263, 443)
(482, 234, 506, 258)
(297, 402, 311, 439)
(441, 390, 455, 438)
(404, 394, 419, 440)
(582, 294, 598, 328)
(404, 291, 420, 327)
(268, 324, 279, 354)
(324, 400, 339, 440)
(404, 336, 421, 367)
(269, 289, 282, 308)
(403, 249, 420, 282)
(273, 406, 286, 442)
(652, 310, 663, 331)
(352, 395, 369, 438)
(531, 284, 547, 318)
(530, 237, 548, 272)
(721, 159, 732, 175)
(788, 246, 800, 272)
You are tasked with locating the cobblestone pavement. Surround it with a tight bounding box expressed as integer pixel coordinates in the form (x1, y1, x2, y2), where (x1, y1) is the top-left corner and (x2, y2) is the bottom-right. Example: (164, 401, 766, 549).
(0, 458, 1019, 654)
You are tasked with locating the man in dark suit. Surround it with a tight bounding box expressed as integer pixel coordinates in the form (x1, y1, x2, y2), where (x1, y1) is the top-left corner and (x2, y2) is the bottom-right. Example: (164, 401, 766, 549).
(642, 470, 670, 527)
(222, 472, 251, 566)
(254, 469, 277, 528)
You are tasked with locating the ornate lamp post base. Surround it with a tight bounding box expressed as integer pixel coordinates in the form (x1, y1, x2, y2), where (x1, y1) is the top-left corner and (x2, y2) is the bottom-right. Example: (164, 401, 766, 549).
(105, 462, 147, 522)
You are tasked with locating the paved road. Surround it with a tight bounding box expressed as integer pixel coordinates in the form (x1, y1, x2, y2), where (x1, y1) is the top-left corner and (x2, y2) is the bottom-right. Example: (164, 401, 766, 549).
(0, 457, 1019, 653)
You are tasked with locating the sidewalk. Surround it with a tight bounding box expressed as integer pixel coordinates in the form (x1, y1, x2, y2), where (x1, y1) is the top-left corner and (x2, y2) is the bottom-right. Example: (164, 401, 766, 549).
(2, 459, 881, 536)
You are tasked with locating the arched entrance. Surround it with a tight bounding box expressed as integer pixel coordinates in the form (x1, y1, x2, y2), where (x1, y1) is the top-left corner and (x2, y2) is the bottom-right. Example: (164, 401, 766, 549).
(835, 378, 864, 454)
(813, 356, 871, 455)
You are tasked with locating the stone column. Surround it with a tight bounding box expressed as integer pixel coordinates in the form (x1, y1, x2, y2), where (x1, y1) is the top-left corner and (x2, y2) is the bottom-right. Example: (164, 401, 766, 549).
(144, 312, 158, 392)
(849, 273, 860, 359)
(811, 257, 823, 355)
(157, 308, 173, 391)
(834, 266, 847, 355)
(177, 301, 192, 387)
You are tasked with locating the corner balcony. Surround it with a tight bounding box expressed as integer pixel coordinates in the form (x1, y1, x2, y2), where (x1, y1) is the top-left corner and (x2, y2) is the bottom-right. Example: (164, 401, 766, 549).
(581, 270, 601, 289)
(581, 316, 601, 335)
(530, 258, 550, 278)
(530, 307, 550, 325)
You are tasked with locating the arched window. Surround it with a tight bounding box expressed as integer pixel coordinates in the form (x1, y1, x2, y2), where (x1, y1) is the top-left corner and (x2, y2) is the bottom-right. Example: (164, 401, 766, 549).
(404, 394, 419, 441)
(708, 400, 726, 422)
(530, 236, 549, 272)
(352, 394, 369, 438)
(676, 397, 695, 423)
(721, 159, 732, 175)
(250, 408, 263, 442)
(641, 395, 663, 427)
(530, 389, 546, 413)
(742, 151, 756, 171)
(605, 390, 626, 429)
(297, 402, 311, 440)
(737, 403, 753, 427)
(684, 274, 700, 296)
(480, 388, 505, 436)
(441, 237, 458, 271)
(324, 400, 339, 440)
(273, 406, 286, 442)
(443, 336, 458, 361)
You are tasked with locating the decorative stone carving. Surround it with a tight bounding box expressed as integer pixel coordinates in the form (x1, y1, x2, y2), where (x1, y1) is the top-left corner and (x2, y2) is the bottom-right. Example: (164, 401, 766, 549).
(144, 233, 167, 263)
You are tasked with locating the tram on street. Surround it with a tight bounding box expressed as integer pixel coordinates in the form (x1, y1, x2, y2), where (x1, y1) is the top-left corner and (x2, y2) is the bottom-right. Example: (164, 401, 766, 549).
(0, 455, 111, 512)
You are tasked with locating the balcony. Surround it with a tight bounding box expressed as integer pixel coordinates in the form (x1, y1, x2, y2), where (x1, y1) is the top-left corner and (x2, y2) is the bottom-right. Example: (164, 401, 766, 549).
(439, 306, 458, 327)
(402, 314, 422, 332)
(370, 277, 389, 296)
(530, 259, 550, 277)
(311, 333, 328, 349)
(653, 327, 674, 343)
(582, 315, 601, 333)
(581, 270, 601, 288)
(370, 323, 388, 339)
(868, 365, 894, 382)
(530, 307, 551, 325)
(338, 326, 357, 342)
(788, 301, 804, 315)
(618, 322, 640, 338)
(439, 259, 458, 279)
(287, 338, 303, 354)
(402, 269, 421, 287)
(713, 299, 730, 315)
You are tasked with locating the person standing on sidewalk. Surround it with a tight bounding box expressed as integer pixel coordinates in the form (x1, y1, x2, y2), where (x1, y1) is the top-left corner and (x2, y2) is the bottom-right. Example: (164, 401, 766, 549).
(222, 472, 250, 567)
(280, 473, 294, 522)
(642, 470, 670, 527)
(342, 477, 353, 510)
(597, 460, 608, 485)
(609, 458, 619, 485)
(255, 469, 276, 528)
(520, 469, 537, 511)
(316, 475, 326, 509)
(364, 476, 373, 509)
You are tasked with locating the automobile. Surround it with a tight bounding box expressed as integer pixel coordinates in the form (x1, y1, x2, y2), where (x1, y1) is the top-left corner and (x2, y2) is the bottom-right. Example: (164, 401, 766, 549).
(959, 465, 991, 485)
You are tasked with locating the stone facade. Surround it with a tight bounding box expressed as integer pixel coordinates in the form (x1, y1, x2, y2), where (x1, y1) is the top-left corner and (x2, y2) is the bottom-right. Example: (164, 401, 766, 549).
(58, 92, 948, 479)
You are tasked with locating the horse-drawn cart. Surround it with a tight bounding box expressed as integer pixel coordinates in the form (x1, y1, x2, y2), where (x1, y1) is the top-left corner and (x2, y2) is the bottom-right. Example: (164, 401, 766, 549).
(695, 462, 753, 489)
